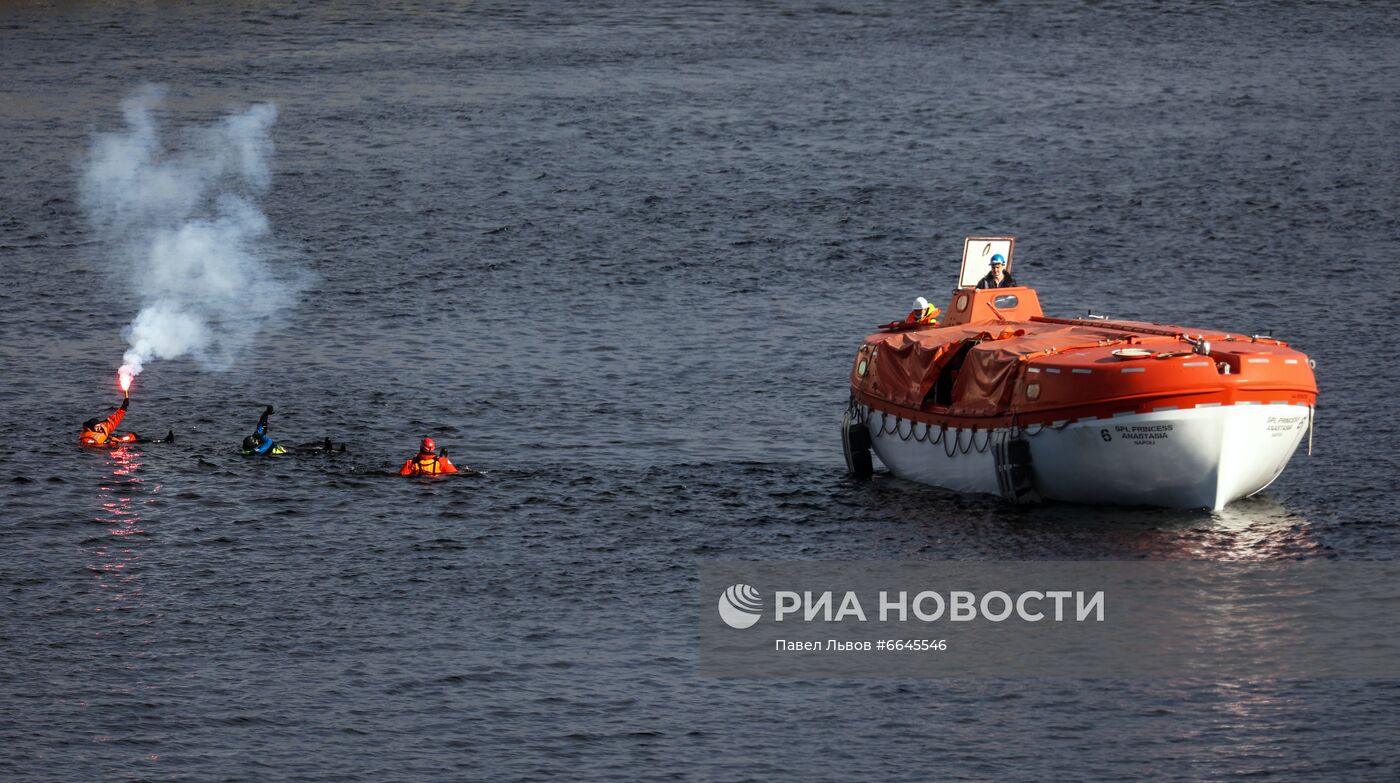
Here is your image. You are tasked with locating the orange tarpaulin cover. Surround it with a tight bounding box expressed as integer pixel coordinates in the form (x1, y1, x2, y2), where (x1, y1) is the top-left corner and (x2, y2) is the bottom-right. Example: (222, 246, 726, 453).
(860, 323, 1130, 417)
(859, 326, 989, 410)
(861, 335, 954, 409)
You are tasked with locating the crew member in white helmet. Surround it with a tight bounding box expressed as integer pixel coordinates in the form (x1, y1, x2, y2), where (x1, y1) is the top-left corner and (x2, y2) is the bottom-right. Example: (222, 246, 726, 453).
(906, 296, 941, 326)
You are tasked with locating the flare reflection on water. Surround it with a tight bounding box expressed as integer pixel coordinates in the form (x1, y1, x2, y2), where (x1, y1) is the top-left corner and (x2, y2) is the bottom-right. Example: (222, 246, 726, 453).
(88, 446, 149, 611)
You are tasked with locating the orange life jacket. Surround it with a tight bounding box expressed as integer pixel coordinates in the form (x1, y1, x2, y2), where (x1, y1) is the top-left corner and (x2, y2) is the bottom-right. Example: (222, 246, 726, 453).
(905, 304, 941, 325)
(400, 453, 459, 476)
(79, 408, 133, 447)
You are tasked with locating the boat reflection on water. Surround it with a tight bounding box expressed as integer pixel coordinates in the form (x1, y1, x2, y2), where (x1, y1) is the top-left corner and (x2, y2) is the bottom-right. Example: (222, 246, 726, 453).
(852, 473, 1322, 561)
(1026, 493, 1324, 561)
(88, 445, 149, 611)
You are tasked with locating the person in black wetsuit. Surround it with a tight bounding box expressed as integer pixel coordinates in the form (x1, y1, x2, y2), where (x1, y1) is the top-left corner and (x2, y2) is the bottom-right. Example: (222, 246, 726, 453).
(240, 405, 342, 456)
(976, 254, 1017, 289)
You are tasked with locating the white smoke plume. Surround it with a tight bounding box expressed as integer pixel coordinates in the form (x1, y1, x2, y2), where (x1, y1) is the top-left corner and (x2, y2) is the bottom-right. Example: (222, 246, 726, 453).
(80, 85, 297, 387)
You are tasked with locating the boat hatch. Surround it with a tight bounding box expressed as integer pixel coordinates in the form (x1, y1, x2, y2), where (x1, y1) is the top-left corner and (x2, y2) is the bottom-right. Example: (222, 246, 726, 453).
(959, 236, 1016, 289)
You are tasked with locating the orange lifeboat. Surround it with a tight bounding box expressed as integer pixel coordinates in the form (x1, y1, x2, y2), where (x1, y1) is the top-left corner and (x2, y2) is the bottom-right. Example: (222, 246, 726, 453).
(843, 237, 1318, 510)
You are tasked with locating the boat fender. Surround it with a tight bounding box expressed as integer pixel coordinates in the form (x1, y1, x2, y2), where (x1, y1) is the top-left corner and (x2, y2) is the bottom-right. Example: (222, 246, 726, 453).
(995, 436, 1038, 503)
(1307, 406, 1314, 457)
(842, 411, 873, 480)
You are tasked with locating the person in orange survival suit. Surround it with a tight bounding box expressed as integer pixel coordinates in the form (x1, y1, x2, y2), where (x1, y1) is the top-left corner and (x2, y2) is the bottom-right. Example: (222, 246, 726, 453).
(79, 396, 173, 447)
(80, 396, 137, 446)
(905, 296, 941, 326)
(399, 437, 460, 476)
(79, 396, 163, 447)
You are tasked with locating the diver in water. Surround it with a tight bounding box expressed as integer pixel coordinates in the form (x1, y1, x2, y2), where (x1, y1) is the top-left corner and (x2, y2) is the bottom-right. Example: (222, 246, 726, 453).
(79, 395, 173, 447)
(399, 437, 460, 476)
(241, 405, 285, 456)
(240, 405, 343, 456)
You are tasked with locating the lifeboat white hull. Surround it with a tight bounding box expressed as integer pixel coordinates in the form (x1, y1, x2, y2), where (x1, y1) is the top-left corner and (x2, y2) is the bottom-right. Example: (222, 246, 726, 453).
(864, 403, 1311, 510)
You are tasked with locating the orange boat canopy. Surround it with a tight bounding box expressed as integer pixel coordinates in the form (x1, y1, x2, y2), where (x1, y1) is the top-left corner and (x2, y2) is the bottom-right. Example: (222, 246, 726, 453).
(851, 287, 1317, 426)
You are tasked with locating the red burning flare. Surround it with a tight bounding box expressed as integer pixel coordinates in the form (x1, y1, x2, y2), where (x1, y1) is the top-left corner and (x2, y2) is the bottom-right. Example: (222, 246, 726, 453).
(118, 370, 132, 395)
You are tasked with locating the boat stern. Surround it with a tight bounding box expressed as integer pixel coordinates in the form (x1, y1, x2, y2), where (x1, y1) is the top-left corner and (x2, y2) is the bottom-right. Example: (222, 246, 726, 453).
(1028, 403, 1312, 510)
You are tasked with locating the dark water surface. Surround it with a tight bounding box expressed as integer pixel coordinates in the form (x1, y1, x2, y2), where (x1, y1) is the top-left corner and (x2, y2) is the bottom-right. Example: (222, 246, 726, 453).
(3, 1, 1399, 780)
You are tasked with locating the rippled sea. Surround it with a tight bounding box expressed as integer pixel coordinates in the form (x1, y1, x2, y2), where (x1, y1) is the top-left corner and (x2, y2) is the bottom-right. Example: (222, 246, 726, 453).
(3, 1, 1399, 780)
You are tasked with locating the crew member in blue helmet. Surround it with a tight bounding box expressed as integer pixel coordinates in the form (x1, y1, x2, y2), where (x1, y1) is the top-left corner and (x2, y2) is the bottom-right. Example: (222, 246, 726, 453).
(241, 405, 342, 457)
(976, 254, 1017, 289)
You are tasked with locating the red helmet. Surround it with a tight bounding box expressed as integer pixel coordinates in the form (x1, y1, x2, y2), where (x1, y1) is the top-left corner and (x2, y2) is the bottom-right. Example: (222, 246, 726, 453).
(421, 437, 436, 453)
